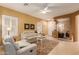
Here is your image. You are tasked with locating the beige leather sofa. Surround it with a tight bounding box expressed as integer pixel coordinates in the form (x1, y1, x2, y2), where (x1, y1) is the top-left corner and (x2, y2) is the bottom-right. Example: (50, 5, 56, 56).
(21, 31, 38, 43)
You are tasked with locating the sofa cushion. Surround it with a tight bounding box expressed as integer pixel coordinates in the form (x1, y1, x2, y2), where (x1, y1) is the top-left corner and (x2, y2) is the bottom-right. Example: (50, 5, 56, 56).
(15, 40, 30, 49)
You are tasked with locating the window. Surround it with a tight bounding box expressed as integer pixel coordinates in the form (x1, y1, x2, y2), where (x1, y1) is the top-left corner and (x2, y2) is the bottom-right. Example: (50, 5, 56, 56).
(2, 15, 18, 38)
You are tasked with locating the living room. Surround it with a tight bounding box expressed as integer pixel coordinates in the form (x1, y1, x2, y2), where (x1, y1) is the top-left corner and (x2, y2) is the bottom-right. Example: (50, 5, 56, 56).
(0, 3, 79, 55)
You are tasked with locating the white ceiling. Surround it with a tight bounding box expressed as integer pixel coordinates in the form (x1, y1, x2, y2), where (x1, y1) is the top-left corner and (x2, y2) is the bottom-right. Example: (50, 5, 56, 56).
(0, 3, 79, 20)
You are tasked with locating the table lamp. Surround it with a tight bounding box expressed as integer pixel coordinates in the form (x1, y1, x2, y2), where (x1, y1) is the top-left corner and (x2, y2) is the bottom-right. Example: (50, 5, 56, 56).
(7, 27, 11, 35)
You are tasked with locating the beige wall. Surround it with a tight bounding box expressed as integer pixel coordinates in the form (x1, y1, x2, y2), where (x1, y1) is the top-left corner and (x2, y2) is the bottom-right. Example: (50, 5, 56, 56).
(75, 15, 79, 42)
(0, 6, 41, 33)
(54, 11, 79, 41)
(42, 21, 48, 35)
(0, 7, 2, 45)
(0, 6, 48, 43)
(57, 18, 70, 33)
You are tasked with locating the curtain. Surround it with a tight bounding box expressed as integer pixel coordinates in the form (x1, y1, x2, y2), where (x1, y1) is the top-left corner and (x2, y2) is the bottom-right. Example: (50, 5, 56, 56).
(2, 15, 18, 39)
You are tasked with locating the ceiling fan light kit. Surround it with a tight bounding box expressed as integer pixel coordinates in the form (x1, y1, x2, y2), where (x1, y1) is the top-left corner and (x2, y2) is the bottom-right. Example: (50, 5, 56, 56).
(40, 7, 51, 14)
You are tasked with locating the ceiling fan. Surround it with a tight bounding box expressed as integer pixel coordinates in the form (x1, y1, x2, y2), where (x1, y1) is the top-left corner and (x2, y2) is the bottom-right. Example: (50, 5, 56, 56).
(39, 3, 52, 14)
(40, 6, 51, 14)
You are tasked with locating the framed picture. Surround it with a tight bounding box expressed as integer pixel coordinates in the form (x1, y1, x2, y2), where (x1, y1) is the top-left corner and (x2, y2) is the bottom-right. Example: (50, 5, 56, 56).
(24, 24, 29, 29)
(30, 24, 35, 29)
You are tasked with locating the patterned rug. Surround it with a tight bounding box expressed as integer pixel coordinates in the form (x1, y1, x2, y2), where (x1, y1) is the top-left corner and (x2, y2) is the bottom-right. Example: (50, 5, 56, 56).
(37, 39, 59, 55)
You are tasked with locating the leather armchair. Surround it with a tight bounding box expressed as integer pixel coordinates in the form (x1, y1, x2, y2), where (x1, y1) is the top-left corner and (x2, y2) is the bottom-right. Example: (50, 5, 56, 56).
(3, 36, 37, 55)
(4, 42, 37, 55)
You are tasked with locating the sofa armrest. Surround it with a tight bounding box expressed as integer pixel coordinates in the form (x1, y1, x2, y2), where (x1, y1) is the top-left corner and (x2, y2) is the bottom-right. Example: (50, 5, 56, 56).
(4, 42, 16, 55)
(17, 44, 37, 55)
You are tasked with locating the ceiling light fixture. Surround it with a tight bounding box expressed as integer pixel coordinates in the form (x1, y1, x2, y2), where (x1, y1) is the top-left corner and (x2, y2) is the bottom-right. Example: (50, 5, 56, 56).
(40, 7, 51, 14)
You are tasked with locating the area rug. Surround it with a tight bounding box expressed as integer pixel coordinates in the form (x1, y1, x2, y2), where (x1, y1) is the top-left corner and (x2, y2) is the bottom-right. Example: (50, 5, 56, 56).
(37, 39, 59, 55)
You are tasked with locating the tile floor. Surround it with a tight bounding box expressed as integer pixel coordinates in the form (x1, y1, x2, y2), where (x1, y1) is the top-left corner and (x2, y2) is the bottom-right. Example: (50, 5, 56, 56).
(48, 41, 79, 55)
